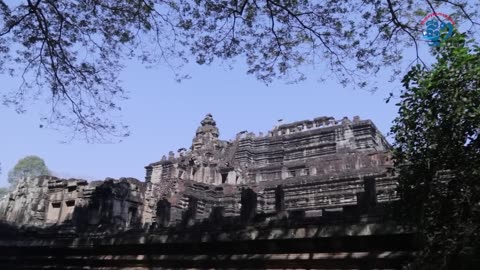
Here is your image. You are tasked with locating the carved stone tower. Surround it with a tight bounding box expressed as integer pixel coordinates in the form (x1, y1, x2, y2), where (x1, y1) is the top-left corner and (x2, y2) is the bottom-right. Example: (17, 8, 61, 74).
(191, 113, 220, 153)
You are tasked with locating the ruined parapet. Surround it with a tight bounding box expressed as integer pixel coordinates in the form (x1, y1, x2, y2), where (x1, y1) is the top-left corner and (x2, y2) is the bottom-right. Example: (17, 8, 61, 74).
(0, 176, 145, 231)
(71, 177, 146, 231)
(0, 176, 53, 226)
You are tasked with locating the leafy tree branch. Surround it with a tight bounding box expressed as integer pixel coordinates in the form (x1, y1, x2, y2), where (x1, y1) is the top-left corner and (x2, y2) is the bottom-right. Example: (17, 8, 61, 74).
(0, 0, 478, 141)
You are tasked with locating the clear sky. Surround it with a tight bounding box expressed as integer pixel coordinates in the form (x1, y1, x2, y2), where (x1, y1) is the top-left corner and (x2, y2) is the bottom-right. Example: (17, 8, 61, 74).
(0, 58, 405, 187)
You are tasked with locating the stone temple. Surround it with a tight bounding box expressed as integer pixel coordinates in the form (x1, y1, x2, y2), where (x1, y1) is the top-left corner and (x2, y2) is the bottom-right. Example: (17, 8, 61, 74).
(0, 114, 413, 269)
(0, 114, 395, 228)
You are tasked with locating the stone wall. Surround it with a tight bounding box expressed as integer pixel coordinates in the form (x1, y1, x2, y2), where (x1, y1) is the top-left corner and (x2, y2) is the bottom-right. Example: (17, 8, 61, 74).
(0, 176, 145, 231)
(0, 176, 51, 226)
(0, 221, 419, 270)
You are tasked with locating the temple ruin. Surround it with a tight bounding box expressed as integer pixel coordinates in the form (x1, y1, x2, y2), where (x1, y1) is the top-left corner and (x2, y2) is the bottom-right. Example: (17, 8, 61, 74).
(0, 114, 415, 269)
(0, 114, 396, 229)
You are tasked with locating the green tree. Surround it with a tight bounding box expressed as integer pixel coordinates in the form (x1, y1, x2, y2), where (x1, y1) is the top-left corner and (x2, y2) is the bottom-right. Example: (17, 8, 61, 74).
(0, 0, 479, 141)
(7, 155, 51, 186)
(391, 32, 480, 269)
(0, 187, 7, 197)
(0, 161, 7, 197)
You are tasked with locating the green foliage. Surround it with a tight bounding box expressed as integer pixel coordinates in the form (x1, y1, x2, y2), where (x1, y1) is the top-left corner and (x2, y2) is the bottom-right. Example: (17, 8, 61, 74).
(0, 0, 479, 141)
(0, 187, 7, 197)
(0, 162, 6, 197)
(7, 155, 50, 186)
(391, 32, 480, 269)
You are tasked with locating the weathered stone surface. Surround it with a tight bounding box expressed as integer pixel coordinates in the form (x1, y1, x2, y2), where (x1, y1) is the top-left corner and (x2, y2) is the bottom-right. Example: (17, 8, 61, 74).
(0, 114, 397, 231)
(141, 114, 396, 227)
(0, 220, 419, 270)
(0, 176, 52, 226)
(0, 176, 145, 232)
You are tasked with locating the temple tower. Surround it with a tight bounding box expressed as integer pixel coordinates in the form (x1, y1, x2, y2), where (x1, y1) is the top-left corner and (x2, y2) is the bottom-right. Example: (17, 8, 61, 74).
(191, 113, 220, 152)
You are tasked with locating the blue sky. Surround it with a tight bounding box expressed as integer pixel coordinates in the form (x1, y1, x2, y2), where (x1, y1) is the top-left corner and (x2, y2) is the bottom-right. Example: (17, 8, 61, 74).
(1, 58, 404, 186)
